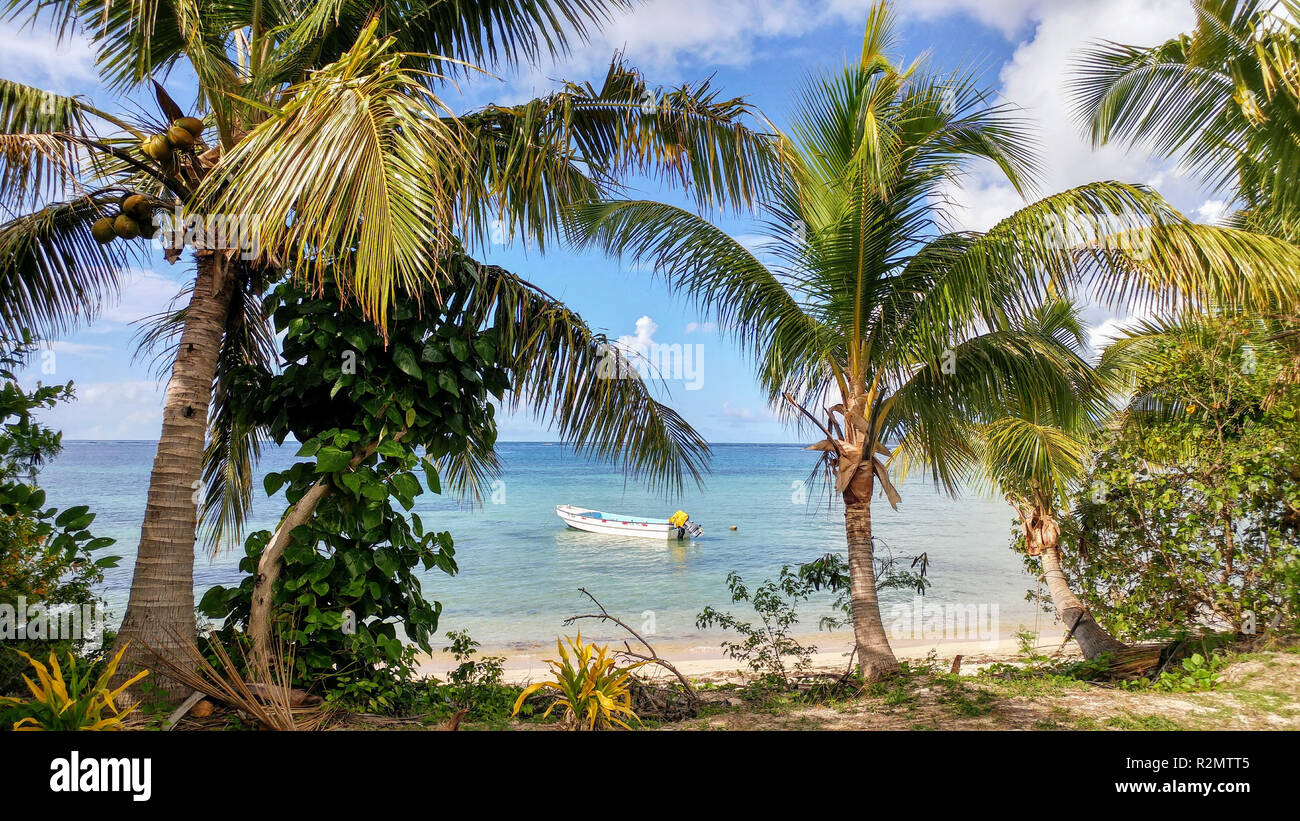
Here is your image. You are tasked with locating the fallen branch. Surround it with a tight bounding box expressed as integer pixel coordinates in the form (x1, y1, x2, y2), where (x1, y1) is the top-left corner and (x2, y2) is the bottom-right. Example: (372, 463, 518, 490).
(836, 646, 858, 686)
(162, 690, 206, 731)
(563, 587, 699, 703)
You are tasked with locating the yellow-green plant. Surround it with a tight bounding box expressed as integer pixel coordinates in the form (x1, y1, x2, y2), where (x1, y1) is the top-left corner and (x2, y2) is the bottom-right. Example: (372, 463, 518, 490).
(0, 642, 147, 730)
(512, 634, 645, 730)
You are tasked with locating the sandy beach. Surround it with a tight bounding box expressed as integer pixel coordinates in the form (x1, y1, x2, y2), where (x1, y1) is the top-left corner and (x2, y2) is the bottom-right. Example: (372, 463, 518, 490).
(415, 627, 1070, 684)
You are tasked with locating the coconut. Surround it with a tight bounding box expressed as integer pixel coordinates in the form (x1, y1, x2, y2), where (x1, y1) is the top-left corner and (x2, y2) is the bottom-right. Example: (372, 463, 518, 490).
(112, 214, 141, 240)
(141, 134, 172, 162)
(166, 125, 195, 150)
(122, 194, 151, 219)
(174, 116, 204, 137)
(91, 217, 117, 244)
(137, 220, 158, 240)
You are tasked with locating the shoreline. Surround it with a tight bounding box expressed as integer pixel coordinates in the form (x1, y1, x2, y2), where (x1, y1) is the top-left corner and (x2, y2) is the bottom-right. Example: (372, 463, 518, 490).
(415, 627, 1069, 684)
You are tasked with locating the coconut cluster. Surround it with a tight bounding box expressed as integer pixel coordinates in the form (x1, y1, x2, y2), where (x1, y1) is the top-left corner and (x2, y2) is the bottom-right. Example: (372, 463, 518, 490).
(90, 193, 159, 244)
(138, 116, 204, 162)
(92, 116, 206, 244)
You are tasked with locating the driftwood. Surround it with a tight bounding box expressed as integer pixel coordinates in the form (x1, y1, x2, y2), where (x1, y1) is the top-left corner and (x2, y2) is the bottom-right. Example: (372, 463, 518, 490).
(162, 690, 207, 731)
(563, 588, 699, 704)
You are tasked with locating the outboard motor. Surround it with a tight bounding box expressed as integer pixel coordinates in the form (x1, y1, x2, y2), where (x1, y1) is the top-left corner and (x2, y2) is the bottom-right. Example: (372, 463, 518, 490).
(668, 510, 702, 540)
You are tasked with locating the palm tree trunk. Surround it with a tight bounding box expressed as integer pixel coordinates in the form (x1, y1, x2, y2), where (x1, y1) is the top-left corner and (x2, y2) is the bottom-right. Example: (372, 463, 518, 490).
(1040, 545, 1122, 659)
(1035, 525, 1124, 660)
(111, 254, 233, 698)
(843, 471, 899, 681)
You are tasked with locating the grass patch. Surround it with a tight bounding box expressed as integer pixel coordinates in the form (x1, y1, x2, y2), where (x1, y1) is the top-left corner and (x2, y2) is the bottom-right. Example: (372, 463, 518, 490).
(1104, 713, 1186, 730)
(934, 675, 1000, 717)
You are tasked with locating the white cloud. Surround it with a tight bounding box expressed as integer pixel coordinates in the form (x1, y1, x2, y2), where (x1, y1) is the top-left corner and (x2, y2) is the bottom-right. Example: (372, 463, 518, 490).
(1087, 316, 1135, 354)
(87, 268, 187, 333)
(1196, 199, 1230, 225)
(885, 0, 1045, 37)
(588, 0, 846, 70)
(0, 23, 96, 91)
(1086, 301, 1159, 356)
(458, 0, 1076, 107)
(461, 0, 871, 105)
(685, 321, 716, 334)
(28, 380, 164, 440)
(732, 233, 775, 253)
(40, 341, 111, 359)
(616, 314, 659, 356)
(938, 178, 1028, 233)
(939, 0, 1199, 231)
(912, 1, 1213, 368)
(721, 401, 758, 421)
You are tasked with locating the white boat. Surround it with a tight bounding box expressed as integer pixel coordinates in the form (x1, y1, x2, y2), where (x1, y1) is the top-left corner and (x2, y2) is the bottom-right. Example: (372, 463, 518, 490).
(555, 505, 702, 540)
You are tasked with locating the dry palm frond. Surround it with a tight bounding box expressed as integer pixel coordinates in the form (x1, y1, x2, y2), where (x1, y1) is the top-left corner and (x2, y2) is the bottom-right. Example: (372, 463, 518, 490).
(0, 192, 132, 339)
(0, 132, 84, 207)
(1104, 643, 1168, 680)
(146, 628, 333, 731)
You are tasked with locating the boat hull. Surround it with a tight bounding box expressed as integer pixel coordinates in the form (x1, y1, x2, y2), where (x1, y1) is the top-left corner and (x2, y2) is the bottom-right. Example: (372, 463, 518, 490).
(555, 505, 685, 539)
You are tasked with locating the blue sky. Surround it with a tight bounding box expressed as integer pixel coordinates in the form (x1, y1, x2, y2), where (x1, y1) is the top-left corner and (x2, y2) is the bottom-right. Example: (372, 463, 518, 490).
(9, 0, 1217, 442)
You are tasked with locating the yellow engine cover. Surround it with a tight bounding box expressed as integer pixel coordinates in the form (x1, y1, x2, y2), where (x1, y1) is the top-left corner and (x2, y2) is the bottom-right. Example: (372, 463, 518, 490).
(668, 510, 689, 527)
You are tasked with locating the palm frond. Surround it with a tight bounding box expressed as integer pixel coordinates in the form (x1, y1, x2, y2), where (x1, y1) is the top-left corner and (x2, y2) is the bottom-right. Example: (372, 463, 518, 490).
(263, 0, 629, 78)
(886, 302, 1107, 493)
(0, 192, 130, 339)
(1072, 1, 1300, 211)
(975, 416, 1087, 511)
(466, 261, 711, 494)
(565, 199, 825, 379)
(461, 55, 777, 250)
(430, 421, 501, 505)
(1093, 220, 1300, 314)
(194, 21, 467, 330)
(0, 78, 88, 133)
(0, 132, 84, 208)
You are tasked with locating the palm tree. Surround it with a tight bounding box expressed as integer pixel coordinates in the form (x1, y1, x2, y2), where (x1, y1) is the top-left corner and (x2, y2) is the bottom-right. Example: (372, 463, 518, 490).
(973, 301, 1124, 660)
(568, 1, 1300, 679)
(1072, 0, 1300, 239)
(0, 0, 775, 691)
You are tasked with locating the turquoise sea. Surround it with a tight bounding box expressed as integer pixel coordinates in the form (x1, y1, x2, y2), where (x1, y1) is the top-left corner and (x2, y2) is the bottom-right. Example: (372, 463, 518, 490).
(40, 441, 1044, 650)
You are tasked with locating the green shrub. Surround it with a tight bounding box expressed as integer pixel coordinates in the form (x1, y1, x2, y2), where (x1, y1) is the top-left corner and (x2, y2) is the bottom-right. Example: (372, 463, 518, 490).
(0, 332, 117, 700)
(199, 267, 507, 693)
(1054, 316, 1300, 640)
(696, 568, 819, 687)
